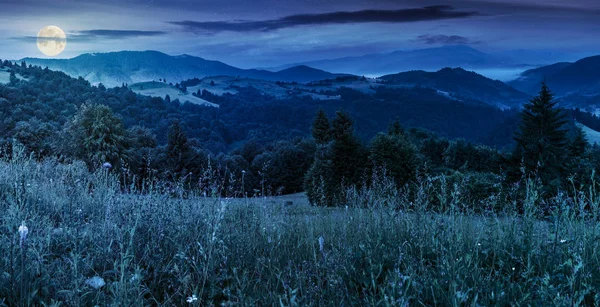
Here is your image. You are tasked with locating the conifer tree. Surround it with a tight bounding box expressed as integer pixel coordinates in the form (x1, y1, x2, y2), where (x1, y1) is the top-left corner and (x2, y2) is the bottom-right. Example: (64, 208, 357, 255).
(167, 121, 194, 178)
(311, 109, 331, 146)
(513, 83, 569, 191)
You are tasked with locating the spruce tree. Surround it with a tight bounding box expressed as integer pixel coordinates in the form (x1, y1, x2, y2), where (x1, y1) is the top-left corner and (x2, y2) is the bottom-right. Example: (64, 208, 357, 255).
(167, 121, 194, 178)
(330, 110, 367, 192)
(569, 126, 588, 158)
(513, 83, 569, 191)
(312, 109, 331, 146)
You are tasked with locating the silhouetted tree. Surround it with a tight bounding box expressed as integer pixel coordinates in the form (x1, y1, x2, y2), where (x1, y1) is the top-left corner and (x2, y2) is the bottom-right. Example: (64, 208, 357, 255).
(512, 83, 569, 192)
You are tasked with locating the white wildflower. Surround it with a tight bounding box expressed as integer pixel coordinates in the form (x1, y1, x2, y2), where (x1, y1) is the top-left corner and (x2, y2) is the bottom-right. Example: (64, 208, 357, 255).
(187, 295, 198, 303)
(18, 222, 28, 241)
(102, 162, 112, 169)
(318, 236, 324, 253)
(85, 276, 106, 289)
(560, 239, 567, 243)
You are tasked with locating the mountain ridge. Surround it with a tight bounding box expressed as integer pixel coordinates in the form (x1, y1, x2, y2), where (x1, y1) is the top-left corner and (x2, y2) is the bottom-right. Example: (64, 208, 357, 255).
(21, 50, 348, 87)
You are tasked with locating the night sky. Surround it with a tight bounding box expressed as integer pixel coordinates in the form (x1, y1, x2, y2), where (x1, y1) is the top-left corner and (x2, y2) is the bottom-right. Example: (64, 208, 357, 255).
(1, 0, 599, 68)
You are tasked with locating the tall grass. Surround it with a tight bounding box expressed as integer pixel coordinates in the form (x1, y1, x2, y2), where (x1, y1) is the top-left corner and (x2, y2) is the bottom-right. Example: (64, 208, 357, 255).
(2, 147, 600, 305)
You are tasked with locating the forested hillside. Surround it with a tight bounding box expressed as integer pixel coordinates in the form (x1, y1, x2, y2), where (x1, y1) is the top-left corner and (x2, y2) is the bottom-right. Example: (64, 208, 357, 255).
(2, 59, 600, 198)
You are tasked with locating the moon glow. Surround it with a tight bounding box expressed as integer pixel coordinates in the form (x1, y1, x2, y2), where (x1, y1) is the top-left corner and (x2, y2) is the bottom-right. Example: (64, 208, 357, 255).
(37, 26, 67, 57)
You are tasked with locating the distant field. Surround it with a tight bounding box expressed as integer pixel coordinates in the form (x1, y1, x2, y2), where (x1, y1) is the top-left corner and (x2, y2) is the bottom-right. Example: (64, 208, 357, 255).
(0, 69, 9, 84)
(0, 68, 28, 84)
(129, 81, 218, 107)
(188, 76, 341, 100)
(577, 122, 600, 145)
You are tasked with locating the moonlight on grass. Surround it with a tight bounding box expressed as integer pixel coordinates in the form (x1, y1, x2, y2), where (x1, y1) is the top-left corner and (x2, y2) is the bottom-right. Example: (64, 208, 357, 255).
(37, 26, 67, 57)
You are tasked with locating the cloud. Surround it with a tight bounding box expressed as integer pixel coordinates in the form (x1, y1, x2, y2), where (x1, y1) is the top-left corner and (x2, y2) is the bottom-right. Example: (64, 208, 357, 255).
(413, 34, 479, 45)
(11, 30, 167, 43)
(169, 6, 480, 33)
(76, 30, 167, 39)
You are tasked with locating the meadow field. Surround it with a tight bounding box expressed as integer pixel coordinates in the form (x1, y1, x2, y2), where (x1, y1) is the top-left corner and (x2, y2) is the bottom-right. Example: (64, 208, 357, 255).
(2, 149, 600, 306)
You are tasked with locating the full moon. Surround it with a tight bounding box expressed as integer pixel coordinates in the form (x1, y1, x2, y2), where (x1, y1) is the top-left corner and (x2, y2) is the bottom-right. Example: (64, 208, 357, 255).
(37, 26, 67, 57)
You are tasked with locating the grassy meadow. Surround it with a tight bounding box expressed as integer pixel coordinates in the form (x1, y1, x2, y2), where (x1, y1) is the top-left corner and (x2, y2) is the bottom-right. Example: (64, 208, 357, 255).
(2, 148, 600, 306)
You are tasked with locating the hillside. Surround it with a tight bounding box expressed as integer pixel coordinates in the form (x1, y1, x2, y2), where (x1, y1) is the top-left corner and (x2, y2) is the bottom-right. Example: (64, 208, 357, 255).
(577, 122, 600, 145)
(509, 55, 600, 96)
(129, 81, 218, 107)
(379, 68, 530, 109)
(21, 51, 347, 88)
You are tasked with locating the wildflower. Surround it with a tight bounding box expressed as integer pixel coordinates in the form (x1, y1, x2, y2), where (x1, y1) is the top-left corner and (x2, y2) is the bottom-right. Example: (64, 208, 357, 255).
(102, 162, 112, 169)
(18, 222, 28, 241)
(85, 276, 106, 289)
(318, 236, 324, 253)
(560, 239, 567, 244)
(18, 222, 28, 248)
(187, 295, 198, 303)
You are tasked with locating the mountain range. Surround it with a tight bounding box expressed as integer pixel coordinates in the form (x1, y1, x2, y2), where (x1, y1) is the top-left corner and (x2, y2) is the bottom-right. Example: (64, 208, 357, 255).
(21, 46, 572, 89)
(267, 46, 580, 77)
(18, 48, 600, 112)
(22, 51, 345, 88)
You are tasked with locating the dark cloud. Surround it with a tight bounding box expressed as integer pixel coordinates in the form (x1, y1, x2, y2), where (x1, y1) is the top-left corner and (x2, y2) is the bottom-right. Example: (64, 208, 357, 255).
(169, 6, 480, 33)
(413, 34, 479, 45)
(76, 30, 167, 39)
(11, 30, 167, 43)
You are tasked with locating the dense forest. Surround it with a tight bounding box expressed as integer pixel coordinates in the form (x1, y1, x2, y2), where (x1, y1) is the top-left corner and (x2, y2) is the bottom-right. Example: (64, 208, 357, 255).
(2, 60, 600, 208)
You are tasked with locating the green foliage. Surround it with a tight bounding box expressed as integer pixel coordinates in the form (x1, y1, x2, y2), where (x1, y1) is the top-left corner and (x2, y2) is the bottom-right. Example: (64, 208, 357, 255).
(62, 103, 129, 170)
(369, 130, 419, 187)
(306, 110, 368, 206)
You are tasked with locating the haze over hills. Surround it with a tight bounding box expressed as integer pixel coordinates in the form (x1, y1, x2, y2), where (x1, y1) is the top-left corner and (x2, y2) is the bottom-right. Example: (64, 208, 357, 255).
(21, 51, 346, 88)
(509, 55, 600, 96)
(268, 45, 554, 80)
(508, 55, 600, 112)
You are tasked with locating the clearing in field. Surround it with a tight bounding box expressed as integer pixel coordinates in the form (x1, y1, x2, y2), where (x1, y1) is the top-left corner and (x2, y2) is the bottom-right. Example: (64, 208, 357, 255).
(129, 81, 218, 107)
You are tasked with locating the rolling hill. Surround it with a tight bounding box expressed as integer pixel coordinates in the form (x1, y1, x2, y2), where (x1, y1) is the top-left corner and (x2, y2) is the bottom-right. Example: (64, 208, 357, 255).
(379, 68, 531, 109)
(21, 51, 347, 88)
(509, 55, 600, 96)
(128, 81, 218, 107)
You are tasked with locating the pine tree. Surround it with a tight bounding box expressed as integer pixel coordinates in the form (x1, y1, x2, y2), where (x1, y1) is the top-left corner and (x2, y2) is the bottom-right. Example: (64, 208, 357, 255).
(167, 121, 194, 178)
(388, 119, 404, 136)
(513, 83, 569, 191)
(312, 109, 331, 146)
(330, 110, 367, 192)
(569, 126, 588, 158)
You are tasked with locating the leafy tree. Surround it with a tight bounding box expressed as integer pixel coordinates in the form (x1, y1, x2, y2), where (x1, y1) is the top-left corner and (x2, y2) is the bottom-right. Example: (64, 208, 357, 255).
(369, 130, 419, 187)
(63, 103, 129, 170)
